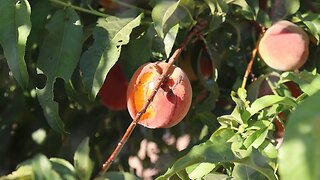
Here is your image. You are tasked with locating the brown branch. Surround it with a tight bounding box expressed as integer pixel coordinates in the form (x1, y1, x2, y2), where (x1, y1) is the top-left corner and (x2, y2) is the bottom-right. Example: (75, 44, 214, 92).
(98, 20, 208, 175)
(241, 47, 258, 89)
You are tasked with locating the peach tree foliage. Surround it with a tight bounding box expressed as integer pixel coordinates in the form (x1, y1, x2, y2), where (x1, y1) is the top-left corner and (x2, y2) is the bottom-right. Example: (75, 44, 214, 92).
(0, 0, 320, 180)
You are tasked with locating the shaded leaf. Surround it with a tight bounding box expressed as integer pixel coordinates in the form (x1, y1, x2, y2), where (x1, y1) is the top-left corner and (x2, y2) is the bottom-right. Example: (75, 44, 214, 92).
(235, 150, 277, 180)
(124, 25, 154, 78)
(74, 137, 94, 180)
(279, 91, 320, 180)
(152, 0, 194, 38)
(30, 154, 61, 180)
(0, 0, 31, 88)
(36, 9, 83, 133)
(80, 14, 143, 99)
(232, 164, 267, 180)
(28, 0, 52, 46)
(281, 71, 320, 96)
(95, 172, 140, 180)
(50, 158, 76, 180)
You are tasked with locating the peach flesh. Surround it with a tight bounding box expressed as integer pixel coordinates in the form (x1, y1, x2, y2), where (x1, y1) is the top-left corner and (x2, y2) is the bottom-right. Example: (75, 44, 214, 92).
(127, 62, 192, 128)
(98, 64, 128, 110)
(258, 20, 309, 71)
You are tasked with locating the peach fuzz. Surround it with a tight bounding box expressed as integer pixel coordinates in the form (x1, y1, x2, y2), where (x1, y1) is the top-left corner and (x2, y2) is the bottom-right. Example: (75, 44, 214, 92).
(98, 64, 128, 110)
(258, 20, 309, 71)
(127, 62, 192, 128)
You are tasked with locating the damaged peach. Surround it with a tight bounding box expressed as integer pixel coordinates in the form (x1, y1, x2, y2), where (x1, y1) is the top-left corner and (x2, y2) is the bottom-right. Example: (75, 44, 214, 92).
(127, 62, 192, 128)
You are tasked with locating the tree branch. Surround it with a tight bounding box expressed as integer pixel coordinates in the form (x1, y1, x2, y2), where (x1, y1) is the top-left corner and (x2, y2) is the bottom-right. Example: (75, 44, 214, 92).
(99, 20, 208, 175)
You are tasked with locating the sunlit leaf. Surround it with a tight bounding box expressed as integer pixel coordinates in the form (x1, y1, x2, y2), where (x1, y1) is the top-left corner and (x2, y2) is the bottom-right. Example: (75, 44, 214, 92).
(157, 128, 235, 179)
(279, 91, 320, 180)
(80, 14, 143, 99)
(248, 95, 297, 117)
(0, 0, 31, 88)
(36, 9, 83, 133)
(0, 166, 33, 180)
(186, 162, 216, 179)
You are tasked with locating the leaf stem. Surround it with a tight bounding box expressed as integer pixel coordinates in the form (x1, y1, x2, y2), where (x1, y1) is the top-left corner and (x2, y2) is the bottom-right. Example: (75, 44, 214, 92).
(49, 0, 109, 18)
(98, 19, 208, 175)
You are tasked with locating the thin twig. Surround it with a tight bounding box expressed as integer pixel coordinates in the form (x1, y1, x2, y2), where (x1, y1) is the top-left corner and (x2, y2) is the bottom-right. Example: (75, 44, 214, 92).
(241, 47, 258, 89)
(99, 20, 208, 175)
(50, 0, 109, 18)
(241, 25, 266, 89)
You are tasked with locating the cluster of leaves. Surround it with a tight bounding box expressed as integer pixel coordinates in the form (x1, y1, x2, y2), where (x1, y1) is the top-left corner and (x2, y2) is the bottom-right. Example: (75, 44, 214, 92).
(0, 0, 320, 179)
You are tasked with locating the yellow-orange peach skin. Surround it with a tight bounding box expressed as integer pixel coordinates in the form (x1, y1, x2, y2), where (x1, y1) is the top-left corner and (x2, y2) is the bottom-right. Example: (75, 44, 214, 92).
(127, 62, 192, 128)
(258, 20, 309, 71)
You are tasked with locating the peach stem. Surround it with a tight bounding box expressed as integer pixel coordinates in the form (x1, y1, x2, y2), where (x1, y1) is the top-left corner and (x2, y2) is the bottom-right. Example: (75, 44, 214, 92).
(99, 20, 208, 175)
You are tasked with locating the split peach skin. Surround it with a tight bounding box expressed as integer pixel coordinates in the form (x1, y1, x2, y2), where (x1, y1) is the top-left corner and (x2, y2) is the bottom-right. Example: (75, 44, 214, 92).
(127, 62, 192, 128)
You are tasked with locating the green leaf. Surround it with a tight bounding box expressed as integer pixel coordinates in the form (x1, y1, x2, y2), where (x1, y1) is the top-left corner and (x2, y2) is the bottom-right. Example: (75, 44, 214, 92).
(124, 25, 154, 78)
(186, 162, 216, 179)
(50, 158, 76, 180)
(156, 128, 235, 179)
(243, 128, 268, 149)
(95, 172, 140, 180)
(74, 137, 94, 180)
(0, 166, 33, 180)
(294, 12, 320, 44)
(270, 0, 299, 21)
(203, 173, 231, 180)
(204, 0, 228, 31)
(80, 14, 143, 99)
(164, 24, 179, 58)
(232, 164, 267, 180)
(235, 150, 277, 180)
(0, 0, 31, 88)
(36, 9, 83, 133)
(30, 154, 61, 180)
(28, 0, 52, 46)
(247, 95, 297, 117)
(152, 0, 194, 38)
(279, 91, 320, 180)
(281, 71, 320, 96)
(284, 0, 300, 16)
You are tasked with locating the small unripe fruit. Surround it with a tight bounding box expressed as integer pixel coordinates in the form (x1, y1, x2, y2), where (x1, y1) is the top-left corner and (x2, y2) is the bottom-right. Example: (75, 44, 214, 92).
(127, 62, 192, 128)
(258, 20, 309, 71)
(98, 64, 128, 110)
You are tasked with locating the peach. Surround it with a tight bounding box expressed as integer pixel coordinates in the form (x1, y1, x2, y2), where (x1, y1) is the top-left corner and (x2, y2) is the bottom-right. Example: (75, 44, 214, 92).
(258, 20, 309, 71)
(98, 64, 128, 110)
(127, 62, 192, 128)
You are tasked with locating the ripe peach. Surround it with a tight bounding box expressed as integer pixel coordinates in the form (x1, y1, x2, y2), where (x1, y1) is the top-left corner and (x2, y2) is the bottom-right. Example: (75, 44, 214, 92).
(127, 62, 192, 128)
(98, 64, 128, 110)
(258, 20, 309, 71)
